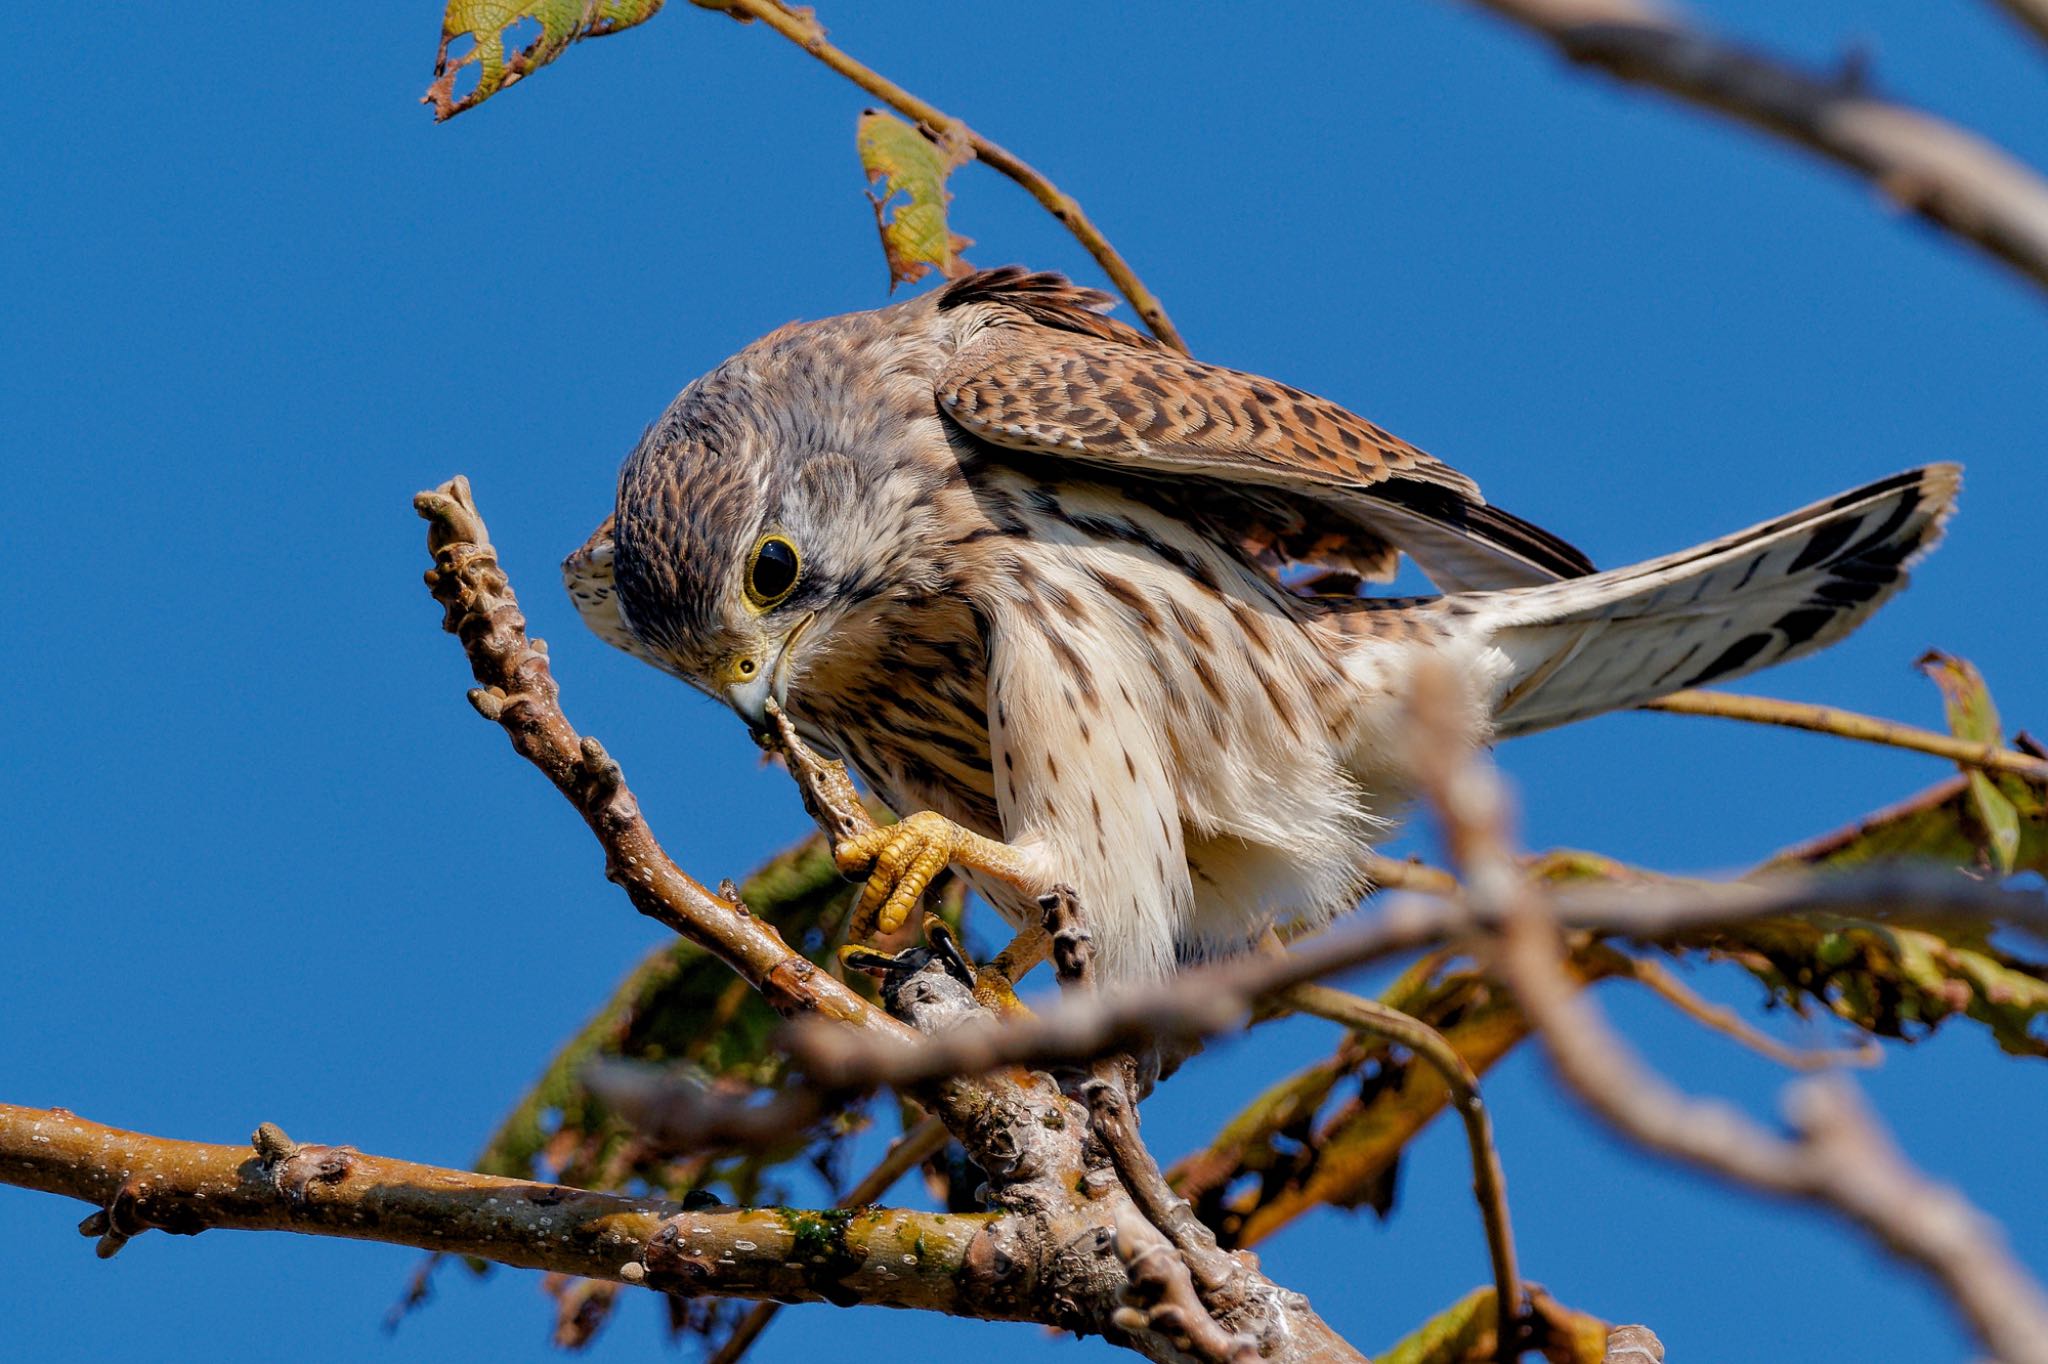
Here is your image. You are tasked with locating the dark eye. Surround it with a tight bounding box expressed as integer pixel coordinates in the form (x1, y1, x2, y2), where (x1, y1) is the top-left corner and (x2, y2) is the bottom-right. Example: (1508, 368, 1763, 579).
(747, 534, 801, 609)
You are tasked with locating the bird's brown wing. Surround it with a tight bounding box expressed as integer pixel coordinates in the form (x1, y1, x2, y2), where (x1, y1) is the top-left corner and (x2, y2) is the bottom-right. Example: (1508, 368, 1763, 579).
(933, 268, 1591, 589)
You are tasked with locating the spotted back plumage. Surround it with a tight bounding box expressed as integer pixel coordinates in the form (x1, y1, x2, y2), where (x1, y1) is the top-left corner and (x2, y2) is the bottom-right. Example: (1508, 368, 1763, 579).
(935, 268, 1594, 590)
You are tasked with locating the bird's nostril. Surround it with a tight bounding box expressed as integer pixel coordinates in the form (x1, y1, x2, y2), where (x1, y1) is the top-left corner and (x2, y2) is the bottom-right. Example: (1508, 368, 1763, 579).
(736, 657, 758, 678)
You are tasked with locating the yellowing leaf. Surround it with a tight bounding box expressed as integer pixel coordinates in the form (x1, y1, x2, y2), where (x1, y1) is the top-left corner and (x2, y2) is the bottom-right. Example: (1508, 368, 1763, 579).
(424, 0, 666, 122)
(856, 109, 973, 288)
(1378, 1287, 1609, 1364)
(1917, 649, 2022, 874)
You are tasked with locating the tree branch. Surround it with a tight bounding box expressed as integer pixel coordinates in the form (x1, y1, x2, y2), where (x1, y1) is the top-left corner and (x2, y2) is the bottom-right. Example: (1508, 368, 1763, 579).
(1644, 689, 2048, 782)
(783, 864, 2047, 1094)
(709, 1115, 952, 1364)
(414, 476, 900, 1038)
(1986, 0, 2048, 51)
(1453, 0, 2048, 299)
(1279, 980, 1524, 1359)
(690, 0, 1186, 349)
(1399, 660, 2048, 1364)
(0, 1104, 995, 1314)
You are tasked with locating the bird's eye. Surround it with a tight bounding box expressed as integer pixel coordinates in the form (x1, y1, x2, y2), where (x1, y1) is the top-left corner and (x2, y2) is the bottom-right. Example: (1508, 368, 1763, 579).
(746, 534, 802, 609)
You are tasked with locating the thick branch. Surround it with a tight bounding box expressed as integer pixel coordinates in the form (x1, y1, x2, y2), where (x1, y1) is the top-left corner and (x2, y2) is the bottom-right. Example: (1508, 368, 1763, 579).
(710, 1116, 952, 1364)
(414, 477, 901, 1039)
(1456, 0, 2048, 298)
(692, 0, 1186, 349)
(0, 1104, 994, 1315)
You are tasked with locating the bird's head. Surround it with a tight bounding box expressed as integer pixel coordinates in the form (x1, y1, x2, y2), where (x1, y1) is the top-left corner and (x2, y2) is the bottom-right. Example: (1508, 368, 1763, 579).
(591, 345, 948, 732)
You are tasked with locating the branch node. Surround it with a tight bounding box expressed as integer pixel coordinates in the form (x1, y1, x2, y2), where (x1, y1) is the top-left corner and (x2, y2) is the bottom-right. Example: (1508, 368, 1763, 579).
(251, 1122, 299, 1163)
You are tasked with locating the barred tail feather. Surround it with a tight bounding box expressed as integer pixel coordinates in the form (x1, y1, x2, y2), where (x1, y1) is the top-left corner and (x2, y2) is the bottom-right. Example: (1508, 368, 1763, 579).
(1476, 465, 1960, 739)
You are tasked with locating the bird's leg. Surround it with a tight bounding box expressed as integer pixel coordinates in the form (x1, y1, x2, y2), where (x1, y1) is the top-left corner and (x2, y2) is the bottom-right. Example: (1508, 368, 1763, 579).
(834, 812, 1045, 939)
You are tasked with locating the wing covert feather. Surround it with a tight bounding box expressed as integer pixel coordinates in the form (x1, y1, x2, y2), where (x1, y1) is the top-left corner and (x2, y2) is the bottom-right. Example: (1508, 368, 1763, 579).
(932, 269, 1593, 588)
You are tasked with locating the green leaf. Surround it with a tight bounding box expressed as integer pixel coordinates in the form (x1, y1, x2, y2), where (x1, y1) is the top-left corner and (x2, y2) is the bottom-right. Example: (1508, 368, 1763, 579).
(424, 0, 666, 121)
(856, 109, 973, 288)
(1917, 650, 2022, 874)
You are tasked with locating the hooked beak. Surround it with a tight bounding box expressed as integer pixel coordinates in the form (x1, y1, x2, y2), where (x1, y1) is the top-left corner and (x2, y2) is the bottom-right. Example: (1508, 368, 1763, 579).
(726, 613, 814, 731)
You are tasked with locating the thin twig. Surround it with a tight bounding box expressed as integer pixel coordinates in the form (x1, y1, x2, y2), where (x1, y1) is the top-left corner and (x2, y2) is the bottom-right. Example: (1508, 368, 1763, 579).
(1645, 689, 2048, 782)
(691, 0, 1186, 349)
(1604, 951, 1881, 1071)
(1453, 0, 2048, 298)
(708, 1115, 951, 1364)
(783, 865, 2048, 1093)
(1985, 0, 2048, 50)
(1280, 979, 1524, 1360)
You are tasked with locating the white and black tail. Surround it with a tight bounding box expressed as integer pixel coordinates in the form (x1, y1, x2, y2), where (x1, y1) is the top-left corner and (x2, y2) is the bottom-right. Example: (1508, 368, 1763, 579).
(1463, 465, 1959, 738)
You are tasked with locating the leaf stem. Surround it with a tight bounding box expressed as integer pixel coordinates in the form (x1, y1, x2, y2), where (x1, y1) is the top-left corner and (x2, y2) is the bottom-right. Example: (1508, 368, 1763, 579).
(692, 0, 1186, 350)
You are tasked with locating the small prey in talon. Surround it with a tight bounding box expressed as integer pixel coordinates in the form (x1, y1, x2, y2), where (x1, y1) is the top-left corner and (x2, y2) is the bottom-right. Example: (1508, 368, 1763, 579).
(566, 267, 1958, 983)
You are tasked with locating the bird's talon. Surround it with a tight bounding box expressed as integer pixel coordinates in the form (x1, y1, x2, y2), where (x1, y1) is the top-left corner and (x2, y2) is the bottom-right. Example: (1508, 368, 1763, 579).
(841, 812, 965, 943)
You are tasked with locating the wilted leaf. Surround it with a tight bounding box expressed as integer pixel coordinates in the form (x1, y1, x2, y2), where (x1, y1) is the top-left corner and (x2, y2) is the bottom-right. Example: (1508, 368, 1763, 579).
(424, 0, 665, 121)
(1668, 912, 2048, 1058)
(1169, 950, 1623, 1248)
(856, 109, 973, 288)
(1761, 769, 2048, 877)
(1917, 650, 2022, 874)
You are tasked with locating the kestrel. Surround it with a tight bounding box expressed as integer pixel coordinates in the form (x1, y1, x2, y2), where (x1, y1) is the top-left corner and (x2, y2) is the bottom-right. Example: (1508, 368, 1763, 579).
(566, 268, 1956, 982)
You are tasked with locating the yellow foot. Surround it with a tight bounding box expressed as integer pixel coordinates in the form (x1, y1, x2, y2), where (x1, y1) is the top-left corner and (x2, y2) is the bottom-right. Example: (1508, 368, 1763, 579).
(835, 811, 1039, 937)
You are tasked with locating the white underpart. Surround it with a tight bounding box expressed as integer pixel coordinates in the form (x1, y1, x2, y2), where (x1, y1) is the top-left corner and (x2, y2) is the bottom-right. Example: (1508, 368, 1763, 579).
(979, 482, 1408, 981)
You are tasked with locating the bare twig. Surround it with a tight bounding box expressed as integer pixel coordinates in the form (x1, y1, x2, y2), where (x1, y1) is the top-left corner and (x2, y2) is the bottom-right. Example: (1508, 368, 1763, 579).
(1402, 662, 2048, 1364)
(415, 477, 903, 1038)
(1453, 0, 2048, 298)
(581, 1058, 835, 1150)
(1605, 951, 1880, 1071)
(784, 865, 2047, 1093)
(689, 0, 1186, 348)
(707, 1115, 950, 1364)
(1645, 689, 2048, 782)
(1280, 979, 1524, 1359)
(1986, 0, 2048, 51)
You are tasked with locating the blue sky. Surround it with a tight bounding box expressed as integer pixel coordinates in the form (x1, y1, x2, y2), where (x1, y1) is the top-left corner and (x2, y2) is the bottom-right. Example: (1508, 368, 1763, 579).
(4, 2, 2045, 1360)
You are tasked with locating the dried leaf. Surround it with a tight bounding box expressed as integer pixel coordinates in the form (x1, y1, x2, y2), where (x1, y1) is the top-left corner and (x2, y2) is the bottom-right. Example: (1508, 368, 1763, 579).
(1917, 650, 2022, 873)
(856, 109, 973, 288)
(1670, 913, 2048, 1058)
(424, 0, 666, 121)
(1169, 951, 1623, 1248)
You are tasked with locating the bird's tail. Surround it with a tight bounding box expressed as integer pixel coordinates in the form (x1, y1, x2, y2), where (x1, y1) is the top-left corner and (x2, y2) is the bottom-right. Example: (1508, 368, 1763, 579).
(1464, 465, 1959, 739)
